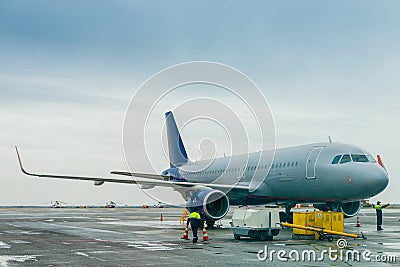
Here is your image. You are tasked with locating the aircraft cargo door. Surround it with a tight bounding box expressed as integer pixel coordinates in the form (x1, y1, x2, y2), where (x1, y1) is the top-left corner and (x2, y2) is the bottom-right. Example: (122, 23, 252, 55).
(306, 147, 324, 179)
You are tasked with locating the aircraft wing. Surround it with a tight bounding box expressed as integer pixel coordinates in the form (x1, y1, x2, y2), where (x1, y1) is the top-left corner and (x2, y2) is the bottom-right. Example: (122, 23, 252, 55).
(15, 147, 248, 191)
(110, 171, 169, 181)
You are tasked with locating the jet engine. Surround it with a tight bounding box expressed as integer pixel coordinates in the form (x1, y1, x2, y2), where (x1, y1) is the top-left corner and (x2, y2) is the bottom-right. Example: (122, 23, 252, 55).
(188, 189, 230, 221)
(341, 200, 361, 218)
(314, 200, 361, 218)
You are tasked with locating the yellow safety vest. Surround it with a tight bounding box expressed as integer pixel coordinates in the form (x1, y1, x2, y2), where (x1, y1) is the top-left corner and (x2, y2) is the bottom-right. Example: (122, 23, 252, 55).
(374, 205, 382, 210)
(189, 211, 201, 219)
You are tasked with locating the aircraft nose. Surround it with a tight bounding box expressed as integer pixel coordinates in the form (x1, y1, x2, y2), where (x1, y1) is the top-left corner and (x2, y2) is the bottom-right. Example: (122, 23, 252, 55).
(362, 165, 389, 195)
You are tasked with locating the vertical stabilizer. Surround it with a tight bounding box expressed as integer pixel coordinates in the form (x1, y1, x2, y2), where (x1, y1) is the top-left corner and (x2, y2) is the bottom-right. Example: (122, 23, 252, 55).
(165, 111, 188, 167)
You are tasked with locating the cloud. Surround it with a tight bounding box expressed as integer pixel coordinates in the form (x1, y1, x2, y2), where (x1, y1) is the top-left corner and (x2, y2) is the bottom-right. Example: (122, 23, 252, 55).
(0, 1, 399, 204)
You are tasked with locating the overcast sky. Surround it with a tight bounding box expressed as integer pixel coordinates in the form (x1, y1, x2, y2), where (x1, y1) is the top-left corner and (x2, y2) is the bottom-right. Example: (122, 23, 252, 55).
(0, 1, 399, 206)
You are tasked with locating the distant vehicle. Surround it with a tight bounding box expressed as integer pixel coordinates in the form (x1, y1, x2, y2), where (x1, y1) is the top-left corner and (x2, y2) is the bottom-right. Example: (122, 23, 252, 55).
(154, 202, 164, 208)
(105, 201, 116, 208)
(16, 111, 389, 227)
(52, 201, 65, 208)
(142, 205, 150, 208)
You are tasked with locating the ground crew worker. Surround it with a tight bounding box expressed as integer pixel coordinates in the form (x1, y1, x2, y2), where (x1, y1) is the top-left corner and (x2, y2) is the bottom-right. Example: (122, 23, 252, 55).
(187, 207, 203, 243)
(374, 201, 389, 231)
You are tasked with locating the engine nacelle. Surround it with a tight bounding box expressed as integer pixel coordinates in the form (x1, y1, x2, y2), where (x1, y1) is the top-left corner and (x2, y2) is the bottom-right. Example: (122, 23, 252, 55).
(314, 200, 361, 218)
(188, 189, 230, 220)
(341, 201, 361, 218)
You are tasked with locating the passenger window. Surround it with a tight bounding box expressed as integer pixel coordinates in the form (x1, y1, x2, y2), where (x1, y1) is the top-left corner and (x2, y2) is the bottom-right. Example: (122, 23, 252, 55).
(295, 161, 298, 166)
(340, 154, 351, 164)
(331, 155, 341, 164)
(283, 163, 286, 168)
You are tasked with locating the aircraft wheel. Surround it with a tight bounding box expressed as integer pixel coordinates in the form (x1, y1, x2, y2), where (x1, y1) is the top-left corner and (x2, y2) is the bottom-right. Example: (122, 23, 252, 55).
(327, 236, 334, 242)
(319, 235, 325, 241)
(234, 234, 240, 240)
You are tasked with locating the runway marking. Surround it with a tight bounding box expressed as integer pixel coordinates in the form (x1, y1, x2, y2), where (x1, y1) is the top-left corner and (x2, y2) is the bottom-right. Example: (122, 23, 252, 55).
(4, 230, 41, 235)
(100, 220, 182, 228)
(96, 218, 120, 221)
(0, 242, 10, 249)
(12, 222, 123, 235)
(9, 240, 30, 244)
(127, 241, 179, 251)
(0, 255, 38, 266)
(91, 250, 117, 254)
(76, 252, 89, 257)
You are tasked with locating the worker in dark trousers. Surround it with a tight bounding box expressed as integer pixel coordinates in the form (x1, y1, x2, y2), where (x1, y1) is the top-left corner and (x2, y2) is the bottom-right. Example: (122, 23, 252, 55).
(374, 201, 390, 230)
(187, 207, 203, 243)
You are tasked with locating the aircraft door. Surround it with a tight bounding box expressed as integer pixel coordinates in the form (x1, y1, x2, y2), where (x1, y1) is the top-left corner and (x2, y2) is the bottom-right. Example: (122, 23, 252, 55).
(306, 147, 324, 179)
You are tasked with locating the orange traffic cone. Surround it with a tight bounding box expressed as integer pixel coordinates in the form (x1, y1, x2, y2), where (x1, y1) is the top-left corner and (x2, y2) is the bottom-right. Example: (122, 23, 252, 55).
(356, 217, 361, 227)
(181, 226, 189, 240)
(202, 225, 209, 241)
(160, 213, 163, 222)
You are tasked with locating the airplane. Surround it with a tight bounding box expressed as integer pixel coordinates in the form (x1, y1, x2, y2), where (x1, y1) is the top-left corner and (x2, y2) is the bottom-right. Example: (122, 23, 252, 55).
(15, 111, 389, 226)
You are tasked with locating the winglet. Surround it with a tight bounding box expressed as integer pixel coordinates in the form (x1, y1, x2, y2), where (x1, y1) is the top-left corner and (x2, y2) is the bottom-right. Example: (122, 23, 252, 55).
(15, 146, 34, 176)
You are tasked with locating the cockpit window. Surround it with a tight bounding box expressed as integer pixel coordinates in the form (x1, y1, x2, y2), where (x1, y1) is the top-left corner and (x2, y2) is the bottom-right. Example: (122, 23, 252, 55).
(351, 154, 369, 163)
(332, 153, 376, 165)
(340, 154, 351, 164)
(366, 155, 376, 163)
(331, 155, 341, 164)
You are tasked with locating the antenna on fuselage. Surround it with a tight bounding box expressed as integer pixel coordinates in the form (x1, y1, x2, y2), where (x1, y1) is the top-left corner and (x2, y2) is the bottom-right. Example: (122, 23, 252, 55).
(328, 136, 332, 143)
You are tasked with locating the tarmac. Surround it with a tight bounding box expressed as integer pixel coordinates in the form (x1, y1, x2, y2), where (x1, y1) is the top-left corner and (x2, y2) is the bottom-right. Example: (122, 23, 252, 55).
(0, 207, 399, 266)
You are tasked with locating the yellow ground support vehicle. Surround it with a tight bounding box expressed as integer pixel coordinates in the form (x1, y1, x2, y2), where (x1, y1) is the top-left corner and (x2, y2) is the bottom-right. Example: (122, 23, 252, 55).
(283, 211, 365, 241)
(292, 211, 345, 240)
(282, 222, 363, 241)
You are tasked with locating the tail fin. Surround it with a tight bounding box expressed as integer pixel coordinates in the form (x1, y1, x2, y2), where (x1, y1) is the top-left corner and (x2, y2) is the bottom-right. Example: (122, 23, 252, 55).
(165, 111, 188, 167)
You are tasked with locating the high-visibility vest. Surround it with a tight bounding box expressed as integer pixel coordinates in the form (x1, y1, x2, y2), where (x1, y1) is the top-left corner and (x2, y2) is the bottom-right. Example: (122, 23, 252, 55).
(374, 205, 382, 210)
(189, 211, 201, 219)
